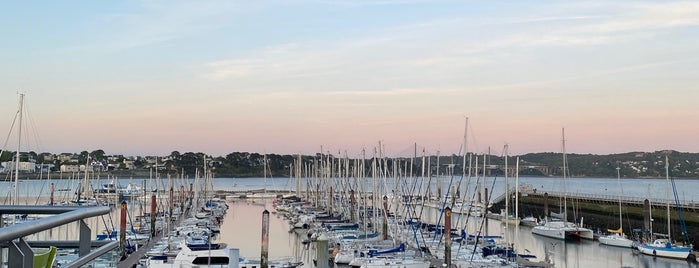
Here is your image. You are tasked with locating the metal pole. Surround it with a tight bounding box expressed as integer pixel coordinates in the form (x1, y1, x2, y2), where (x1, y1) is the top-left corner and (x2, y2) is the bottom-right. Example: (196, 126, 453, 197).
(50, 183, 55, 206)
(350, 190, 355, 223)
(261, 209, 269, 268)
(329, 187, 333, 216)
(316, 234, 329, 268)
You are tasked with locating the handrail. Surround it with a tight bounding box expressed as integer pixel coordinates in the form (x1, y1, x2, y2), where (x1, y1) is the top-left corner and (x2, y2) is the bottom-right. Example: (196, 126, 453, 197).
(64, 241, 119, 268)
(0, 206, 111, 242)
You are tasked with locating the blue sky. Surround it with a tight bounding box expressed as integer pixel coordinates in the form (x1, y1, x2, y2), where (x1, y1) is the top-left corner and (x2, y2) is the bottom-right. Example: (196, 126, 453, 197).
(1, 0, 698, 157)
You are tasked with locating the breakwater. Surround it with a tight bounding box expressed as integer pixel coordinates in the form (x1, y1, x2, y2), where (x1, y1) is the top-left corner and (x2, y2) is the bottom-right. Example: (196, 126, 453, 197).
(490, 191, 699, 248)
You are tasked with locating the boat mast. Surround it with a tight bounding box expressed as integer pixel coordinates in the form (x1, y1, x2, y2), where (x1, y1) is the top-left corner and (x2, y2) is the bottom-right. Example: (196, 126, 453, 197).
(562, 128, 568, 223)
(616, 167, 622, 230)
(504, 144, 509, 240)
(515, 156, 520, 243)
(13, 93, 24, 206)
(462, 117, 468, 204)
(665, 156, 671, 241)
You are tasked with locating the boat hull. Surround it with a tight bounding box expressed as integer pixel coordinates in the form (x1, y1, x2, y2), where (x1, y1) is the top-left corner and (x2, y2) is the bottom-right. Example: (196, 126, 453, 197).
(635, 242, 691, 259)
(598, 234, 633, 248)
(531, 225, 594, 240)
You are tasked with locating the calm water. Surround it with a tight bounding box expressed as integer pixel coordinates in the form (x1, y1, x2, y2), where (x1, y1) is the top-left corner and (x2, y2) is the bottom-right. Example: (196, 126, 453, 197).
(216, 199, 699, 268)
(3, 175, 699, 203)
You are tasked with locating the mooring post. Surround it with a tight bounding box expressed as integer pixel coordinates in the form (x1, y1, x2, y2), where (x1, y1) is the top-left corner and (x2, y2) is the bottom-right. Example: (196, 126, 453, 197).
(644, 199, 651, 242)
(120, 200, 127, 257)
(383, 195, 388, 240)
(445, 206, 452, 267)
(151, 193, 157, 238)
(50, 182, 55, 206)
(261, 209, 270, 268)
(169, 187, 174, 222)
(350, 190, 356, 222)
(228, 248, 240, 268)
(316, 234, 329, 268)
(544, 192, 549, 218)
(484, 187, 489, 235)
(329, 187, 333, 216)
(189, 183, 194, 202)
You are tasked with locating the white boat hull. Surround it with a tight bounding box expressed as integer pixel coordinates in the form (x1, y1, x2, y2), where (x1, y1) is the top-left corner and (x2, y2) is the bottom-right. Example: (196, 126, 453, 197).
(635, 240, 691, 260)
(598, 234, 633, 248)
(531, 221, 594, 240)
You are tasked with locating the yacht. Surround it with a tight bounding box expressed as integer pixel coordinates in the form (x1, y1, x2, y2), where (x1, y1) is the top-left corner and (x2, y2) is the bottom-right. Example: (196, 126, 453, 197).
(531, 218, 594, 240)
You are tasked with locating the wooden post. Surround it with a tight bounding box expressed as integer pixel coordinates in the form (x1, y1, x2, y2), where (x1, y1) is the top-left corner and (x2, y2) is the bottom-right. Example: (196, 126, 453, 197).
(120, 201, 127, 257)
(189, 183, 194, 202)
(151, 194, 157, 238)
(445, 207, 452, 267)
(383, 195, 388, 240)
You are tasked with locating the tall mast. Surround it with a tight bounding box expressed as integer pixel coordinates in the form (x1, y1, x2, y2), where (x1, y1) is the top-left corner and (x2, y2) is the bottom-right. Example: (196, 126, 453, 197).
(13, 93, 24, 206)
(562, 128, 568, 223)
(296, 154, 301, 197)
(515, 156, 520, 243)
(665, 156, 671, 241)
(504, 144, 509, 235)
(616, 167, 622, 230)
(462, 117, 468, 202)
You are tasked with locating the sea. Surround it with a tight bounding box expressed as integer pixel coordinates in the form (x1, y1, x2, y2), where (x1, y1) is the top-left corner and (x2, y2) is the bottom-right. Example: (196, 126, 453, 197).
(3, 175, 699, 267)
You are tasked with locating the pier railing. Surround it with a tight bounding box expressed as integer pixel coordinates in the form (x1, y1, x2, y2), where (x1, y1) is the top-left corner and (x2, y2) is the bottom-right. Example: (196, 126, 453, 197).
(0, 205, 118, 268)
(506, 190, 699, 211)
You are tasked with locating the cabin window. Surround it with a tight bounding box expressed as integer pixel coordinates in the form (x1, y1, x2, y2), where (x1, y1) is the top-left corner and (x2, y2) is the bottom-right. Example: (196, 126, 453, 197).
(192, 256, 229, 264)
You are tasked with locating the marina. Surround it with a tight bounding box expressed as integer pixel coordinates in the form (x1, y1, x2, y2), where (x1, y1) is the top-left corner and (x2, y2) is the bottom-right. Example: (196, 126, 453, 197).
(3, 0, 699, 267)
(2, 173, 699, 267)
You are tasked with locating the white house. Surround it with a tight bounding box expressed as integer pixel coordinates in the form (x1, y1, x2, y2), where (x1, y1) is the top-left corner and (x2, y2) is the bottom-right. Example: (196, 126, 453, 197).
(60, 165, 80, 173)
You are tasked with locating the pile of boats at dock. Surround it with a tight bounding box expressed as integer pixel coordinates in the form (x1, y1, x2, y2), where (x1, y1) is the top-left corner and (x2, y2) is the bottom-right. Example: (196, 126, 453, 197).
(274, 196, 554, 268)
(129, 197, 302, 268)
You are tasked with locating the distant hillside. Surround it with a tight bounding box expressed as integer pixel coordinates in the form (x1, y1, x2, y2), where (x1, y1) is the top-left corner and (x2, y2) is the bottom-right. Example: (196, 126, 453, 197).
(509, 150, 699, 178)
(5, 150, 697, 179)
(204, 150, 699, 178)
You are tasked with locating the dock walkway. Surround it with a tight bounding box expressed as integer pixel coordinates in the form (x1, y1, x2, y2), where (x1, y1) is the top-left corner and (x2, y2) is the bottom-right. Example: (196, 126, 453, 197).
(117, 207, 190, 268)
(117, 232, 164, 268)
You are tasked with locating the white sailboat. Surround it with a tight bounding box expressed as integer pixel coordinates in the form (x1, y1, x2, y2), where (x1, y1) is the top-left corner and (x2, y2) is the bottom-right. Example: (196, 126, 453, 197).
(633, 156, 692, 259)
(598, 167, 633, 247)
(531, 129, 594, 240)
(501, 144, 520, 226)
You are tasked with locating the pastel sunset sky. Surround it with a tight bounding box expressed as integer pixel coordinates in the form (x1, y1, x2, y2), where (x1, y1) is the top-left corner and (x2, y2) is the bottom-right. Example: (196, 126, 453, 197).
(1, 1, 698, 157)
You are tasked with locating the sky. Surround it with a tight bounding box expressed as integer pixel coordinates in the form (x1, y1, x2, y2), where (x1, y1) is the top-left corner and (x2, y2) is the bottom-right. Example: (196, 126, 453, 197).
(1, 0, 698, 157)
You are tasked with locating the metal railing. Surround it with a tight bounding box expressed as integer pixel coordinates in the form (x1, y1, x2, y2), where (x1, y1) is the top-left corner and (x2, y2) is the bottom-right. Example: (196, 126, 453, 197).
(0, 205, 118, 268)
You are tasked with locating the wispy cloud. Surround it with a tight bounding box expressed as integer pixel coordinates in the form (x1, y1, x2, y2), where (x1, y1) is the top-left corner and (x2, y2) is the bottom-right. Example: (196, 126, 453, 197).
(89, 1, 243, 51)
(325, 88, 458, 96)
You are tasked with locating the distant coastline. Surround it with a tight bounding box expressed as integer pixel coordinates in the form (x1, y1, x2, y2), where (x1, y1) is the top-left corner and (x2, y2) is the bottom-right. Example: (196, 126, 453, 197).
(3, 150, 698, 180)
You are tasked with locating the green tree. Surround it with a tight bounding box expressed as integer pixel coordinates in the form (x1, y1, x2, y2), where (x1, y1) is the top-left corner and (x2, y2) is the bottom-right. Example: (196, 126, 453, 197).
(91, 149, 106, 161)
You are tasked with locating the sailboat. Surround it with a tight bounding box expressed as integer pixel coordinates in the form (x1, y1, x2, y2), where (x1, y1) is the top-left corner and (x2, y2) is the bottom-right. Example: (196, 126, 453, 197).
(633, 156, 692, 259)
(598, 167, 633, 247)
(501, 144, 520, 226)
(531, 129, 594, 240)
(248, 154, 278, 199)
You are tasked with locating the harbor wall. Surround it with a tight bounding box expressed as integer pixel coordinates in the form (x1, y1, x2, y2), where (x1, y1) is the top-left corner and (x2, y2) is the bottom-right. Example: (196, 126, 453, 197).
(490, 193, 699, 248)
